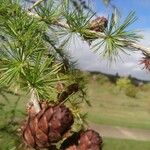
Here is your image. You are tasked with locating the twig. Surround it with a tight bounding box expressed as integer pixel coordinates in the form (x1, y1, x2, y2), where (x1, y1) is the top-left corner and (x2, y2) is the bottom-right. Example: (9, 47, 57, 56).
(30, 88, 41, 113)
(27, 10, 150, 56)
(28, 0, 45, 11)
(129, 43, 150, 55)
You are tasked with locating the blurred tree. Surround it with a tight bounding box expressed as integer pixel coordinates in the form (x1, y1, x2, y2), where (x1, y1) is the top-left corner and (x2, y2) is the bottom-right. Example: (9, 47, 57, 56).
(116, 77, 132, 91)
(116, 77, 137, 98)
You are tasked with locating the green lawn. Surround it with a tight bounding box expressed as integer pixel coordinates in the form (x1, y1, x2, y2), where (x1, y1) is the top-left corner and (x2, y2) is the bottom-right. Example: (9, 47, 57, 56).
(1, 74, 150, 149)
(103, 138, 150, 150)
(84, 75, 150, 129)
(0, 93, 27, 150)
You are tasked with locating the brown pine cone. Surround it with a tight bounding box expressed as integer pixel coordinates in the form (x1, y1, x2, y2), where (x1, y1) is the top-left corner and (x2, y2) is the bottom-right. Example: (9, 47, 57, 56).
(67, 83, 79, 95)
(22, 104, 74, 149)
(89, 17, 108, 32)
(58, 91, 69, 102)
(58, 83, 79, 102)
(66, 145, 78, 150)
(61, 130, 103, 150)
(140, 55, 150, 71)
(78, 130, 103, 150)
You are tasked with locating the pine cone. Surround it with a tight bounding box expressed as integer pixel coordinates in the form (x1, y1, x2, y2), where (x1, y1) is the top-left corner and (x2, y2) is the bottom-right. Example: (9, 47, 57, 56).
(140, 55, 150, 71)
(78, 130, 103, 150)
(58, 83, 79, 102)
(22, 103, 74, 148)
(89, 17, 108, 32)
(66, 145, 78, 150)
(67, 83, 79, 94)
(61, 130, 103, 150)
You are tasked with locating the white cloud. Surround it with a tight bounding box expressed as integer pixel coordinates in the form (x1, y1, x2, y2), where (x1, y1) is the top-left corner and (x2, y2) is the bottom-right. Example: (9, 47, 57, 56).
(67, 29, 150, 80)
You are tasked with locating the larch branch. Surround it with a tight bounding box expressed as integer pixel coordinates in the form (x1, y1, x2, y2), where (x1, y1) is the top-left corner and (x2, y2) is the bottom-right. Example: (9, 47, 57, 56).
(28, 0, 45, 11)
(27, 11, 150, 56)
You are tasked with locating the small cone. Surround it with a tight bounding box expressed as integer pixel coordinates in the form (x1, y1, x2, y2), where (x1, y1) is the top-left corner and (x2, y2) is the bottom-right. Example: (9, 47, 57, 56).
(78, 130, 103, 150)
(66, 145, 78, 150)
(89, 17, 108, 32)
(58, 83, 79, 102)
(22, 103, 74, 149)
(61, 130, 103, 150)
(140, 56, 150, 71)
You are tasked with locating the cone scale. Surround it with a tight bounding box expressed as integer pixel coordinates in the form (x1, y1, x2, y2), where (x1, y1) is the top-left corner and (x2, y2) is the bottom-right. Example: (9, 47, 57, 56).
(22, 103, 74, 148)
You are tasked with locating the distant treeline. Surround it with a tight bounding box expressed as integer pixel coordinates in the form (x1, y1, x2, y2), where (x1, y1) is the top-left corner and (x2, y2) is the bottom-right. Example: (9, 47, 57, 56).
(89, 71, 150, 86)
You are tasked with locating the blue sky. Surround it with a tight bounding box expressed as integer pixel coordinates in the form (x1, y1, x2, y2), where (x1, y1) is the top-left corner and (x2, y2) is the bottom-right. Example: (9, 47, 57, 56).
(94, 0, 150, 30)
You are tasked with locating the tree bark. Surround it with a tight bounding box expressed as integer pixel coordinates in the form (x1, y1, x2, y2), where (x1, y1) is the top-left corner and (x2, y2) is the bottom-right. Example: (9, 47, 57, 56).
(28, 0, 44, 11)
(30, 88, 41, 113)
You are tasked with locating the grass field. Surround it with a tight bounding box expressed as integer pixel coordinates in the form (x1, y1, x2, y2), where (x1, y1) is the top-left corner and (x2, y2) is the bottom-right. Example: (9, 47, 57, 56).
(84, 74, 150, 129)
(1, 73, 150, 149)
(103, 138, 150, 150)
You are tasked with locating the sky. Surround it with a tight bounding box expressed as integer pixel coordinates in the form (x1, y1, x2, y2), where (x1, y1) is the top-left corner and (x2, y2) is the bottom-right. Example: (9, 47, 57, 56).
(69, 0, 150, 80)
(94, 0, 150, 30)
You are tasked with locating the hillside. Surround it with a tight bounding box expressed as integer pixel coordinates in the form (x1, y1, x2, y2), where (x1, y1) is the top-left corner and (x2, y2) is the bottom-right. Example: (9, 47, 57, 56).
(83, 72, 150, 129)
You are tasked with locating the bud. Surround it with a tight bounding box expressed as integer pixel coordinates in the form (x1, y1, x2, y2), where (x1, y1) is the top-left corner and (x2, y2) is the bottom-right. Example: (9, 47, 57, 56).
(89, 17, 108, 32)
(61, 130, 103, 150)
(78, 130, 103, 150)
(140, 55, 150, 71)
